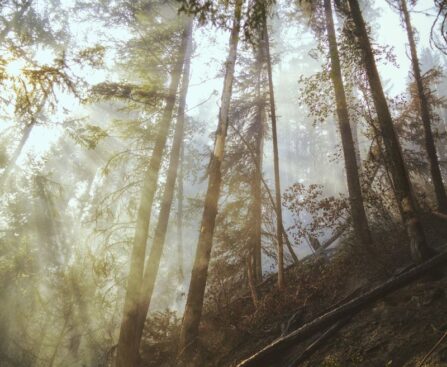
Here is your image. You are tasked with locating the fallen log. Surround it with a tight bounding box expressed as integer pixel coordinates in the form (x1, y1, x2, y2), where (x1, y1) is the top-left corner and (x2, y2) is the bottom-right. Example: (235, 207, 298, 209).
(283, 316, 351, 367)
(251, 232, 345, 295)
(320, 223, 349, 250)
(433, 210, 447, 222)
(236, 250, 447, 367)
(417, 329, 447, 367)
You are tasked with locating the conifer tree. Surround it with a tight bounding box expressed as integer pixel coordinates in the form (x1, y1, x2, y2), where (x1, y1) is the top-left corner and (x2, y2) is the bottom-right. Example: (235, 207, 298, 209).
(178, 0, 243, 359)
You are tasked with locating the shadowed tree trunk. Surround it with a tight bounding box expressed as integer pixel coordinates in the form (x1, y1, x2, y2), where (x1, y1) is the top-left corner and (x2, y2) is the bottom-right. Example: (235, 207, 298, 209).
(178, 0, 243, 359)
(134, 23, 193, 353)
(116, 19, 192, 367)
(177, 142, 185, 283)
(251, 28, 266, 284)
(349, 93, 363, 170)
(246, 255, 260, 308)
(347, 0, 433, 263)
(262, 9, 285, 289)
(324, 0, 373, 248)
(400, 0, 447, 213)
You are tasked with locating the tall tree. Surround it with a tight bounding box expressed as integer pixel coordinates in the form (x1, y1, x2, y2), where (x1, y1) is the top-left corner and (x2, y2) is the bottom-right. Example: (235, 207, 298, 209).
(177, 143, 185, 283)
(262, 7, 285, 289)
(323, 0, 373, 248)
(178, 0, 243, 358)
(251, 36, 266, 284)
(398, 0, 447, 212)
(346, 0, 433, 262)
(116, 19, 192, 367)
(134, 21, 193, 355)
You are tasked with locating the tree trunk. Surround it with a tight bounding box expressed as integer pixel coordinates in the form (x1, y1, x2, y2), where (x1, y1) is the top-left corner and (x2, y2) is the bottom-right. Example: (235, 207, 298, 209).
(1, 122, 34, 187)
(400, 0, 447, 213)
(133, 23, 193, 353)
(251, 30, 266, 284)
(177, 142, 185, 283)
(48, 317, 69, 367)
(229, 120, 299, 264)
(351, 118, 362, 170)
(262, 10, 285, 289)
(246, 256, 260, 308)
(178, 0, 243, 359)
(324, 0, 373, 248)
(34, 176, 64, 265)
(281, 317, 351, 367)
(116, 19, 192, 367)
(347, 0, 432, 262)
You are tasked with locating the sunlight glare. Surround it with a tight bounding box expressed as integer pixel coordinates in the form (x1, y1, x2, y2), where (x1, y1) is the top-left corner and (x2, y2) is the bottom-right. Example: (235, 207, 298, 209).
(5, 59, 26, 78)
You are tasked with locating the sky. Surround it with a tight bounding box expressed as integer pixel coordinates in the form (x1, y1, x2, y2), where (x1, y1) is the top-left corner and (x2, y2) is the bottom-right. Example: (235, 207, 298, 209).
(2, 0, 445, 264)
(5, 0, 441, 161)
(375, 0, 441, 94)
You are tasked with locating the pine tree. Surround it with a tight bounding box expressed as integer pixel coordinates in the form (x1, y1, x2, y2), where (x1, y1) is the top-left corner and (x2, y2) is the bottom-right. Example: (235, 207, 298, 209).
(133, 20, 193, 354)
(116, 19, 192, 367)
(261, 7, 286, 289)
(399, 0, 447, 213)
(323, 0, 373, 248)
(346, 0, 433, 262)
(178, 0, 243, 359)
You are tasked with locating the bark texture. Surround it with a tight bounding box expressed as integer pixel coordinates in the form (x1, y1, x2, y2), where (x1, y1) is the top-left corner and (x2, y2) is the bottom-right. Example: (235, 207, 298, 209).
(133, 22, 193, 354)
(116, 20, 192, 367)
(262, 9, 285, 289)
(324, 0, 373, 248)
(251, 26, 266, 284)
(347, 0, 432, 262)
(177, 142, 185, 283)
(178, 1, 243, 359)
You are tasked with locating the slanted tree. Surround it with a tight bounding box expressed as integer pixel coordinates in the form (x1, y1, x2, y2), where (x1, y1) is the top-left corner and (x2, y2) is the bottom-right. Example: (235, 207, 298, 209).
(261, 5, 286, 289)
(396, 0, 447, 212)
(251, 31, 266, 284)
(178, 0, 243, 359)
(116, 18, 192, 367)
(177, 143, 185, 283)
(323, 0, 373, 248)
(346, 0, 433, 262)
(133, 20, 193, 356)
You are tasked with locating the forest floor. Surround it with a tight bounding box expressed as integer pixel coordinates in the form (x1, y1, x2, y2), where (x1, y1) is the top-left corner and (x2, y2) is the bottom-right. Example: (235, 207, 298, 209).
(142, 212, 447, 367)
(296, 275, 447, 367)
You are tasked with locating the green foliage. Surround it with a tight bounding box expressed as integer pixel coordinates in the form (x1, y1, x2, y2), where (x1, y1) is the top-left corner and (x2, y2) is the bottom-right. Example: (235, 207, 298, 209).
(74, 45, 106, 68)
(177, 0, 216, 24)
(68, 123, 109, 149)
(90, 82, 165, 107)
(0, 0, 446, 366)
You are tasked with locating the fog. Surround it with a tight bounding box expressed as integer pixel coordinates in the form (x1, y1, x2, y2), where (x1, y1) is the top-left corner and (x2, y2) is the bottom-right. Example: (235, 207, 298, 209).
(0, 0, 446, 366)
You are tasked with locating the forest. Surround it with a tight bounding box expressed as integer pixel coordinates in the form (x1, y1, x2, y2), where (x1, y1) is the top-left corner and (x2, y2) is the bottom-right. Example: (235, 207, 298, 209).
(2, 0, 447, 366)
